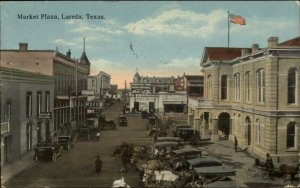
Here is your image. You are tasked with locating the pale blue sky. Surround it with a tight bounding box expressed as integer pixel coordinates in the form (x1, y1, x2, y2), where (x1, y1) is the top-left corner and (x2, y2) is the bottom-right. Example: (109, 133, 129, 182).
(1, 1, 299, 88)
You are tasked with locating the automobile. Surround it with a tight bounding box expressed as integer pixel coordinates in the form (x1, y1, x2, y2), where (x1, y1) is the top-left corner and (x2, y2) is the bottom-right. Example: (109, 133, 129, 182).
(57, 135, 74, 150)
(118, 115, 128, 126)
(172, 124, 191, 136)
(155, 137, 183, 144)
(186, 157, 223, 169)
(168, 147, 203, 170)
(175, 128, 201, 143)
(34, 142, 63, 161)
(149, 127, 167, 137)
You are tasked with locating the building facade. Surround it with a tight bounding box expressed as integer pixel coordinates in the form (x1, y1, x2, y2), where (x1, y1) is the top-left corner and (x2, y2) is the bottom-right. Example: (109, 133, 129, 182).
(131, 71, 175, 94)
(189, 36, 300, 163)
(0, 67, 54, 165)
(1, 43, 90, 135)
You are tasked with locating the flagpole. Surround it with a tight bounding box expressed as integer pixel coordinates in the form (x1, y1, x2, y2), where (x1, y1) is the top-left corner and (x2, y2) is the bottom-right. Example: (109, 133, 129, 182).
(228, 11, 230, 48)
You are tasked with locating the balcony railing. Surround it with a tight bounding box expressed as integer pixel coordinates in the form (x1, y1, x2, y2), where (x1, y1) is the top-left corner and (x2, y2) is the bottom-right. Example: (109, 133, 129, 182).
(188, 98, 214, 108)
(1, 122, 10, 134)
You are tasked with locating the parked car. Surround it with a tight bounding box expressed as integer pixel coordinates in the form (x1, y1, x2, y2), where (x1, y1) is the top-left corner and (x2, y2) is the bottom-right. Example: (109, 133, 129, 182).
(175, 128, 201, 144)
(172, 124, 191, 136)
(34, 142, 63, 161)
(58, 135, 74, 150)
(118, 115, 128, 126)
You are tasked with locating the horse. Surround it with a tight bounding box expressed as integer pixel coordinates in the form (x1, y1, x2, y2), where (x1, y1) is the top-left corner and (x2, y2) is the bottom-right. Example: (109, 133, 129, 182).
(279, 163, 300, 184)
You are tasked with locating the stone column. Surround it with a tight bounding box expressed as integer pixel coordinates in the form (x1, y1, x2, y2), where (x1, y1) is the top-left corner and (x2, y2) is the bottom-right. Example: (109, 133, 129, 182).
(211, 119, 219, 142)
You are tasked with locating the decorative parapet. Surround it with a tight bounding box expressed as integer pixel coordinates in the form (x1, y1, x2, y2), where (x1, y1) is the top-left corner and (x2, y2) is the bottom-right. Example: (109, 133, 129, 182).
(1, 122, 10, 135)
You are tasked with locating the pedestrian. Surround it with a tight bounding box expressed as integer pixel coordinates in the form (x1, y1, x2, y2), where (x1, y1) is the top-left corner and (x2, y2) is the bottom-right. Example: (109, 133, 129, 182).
(95, 155, 102, 176)
(234, 136, 238, 152)
(96, 131, 101, 141)
(265, 153, 274, 169)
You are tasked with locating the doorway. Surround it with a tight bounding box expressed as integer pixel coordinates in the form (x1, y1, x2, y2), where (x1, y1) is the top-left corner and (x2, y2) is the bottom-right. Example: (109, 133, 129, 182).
(218, 112, 230, 136)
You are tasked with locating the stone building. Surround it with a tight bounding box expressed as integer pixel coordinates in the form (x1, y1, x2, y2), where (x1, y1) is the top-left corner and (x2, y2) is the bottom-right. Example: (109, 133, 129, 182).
(188, 36, 300, 163)
(0, 67, 54, 165)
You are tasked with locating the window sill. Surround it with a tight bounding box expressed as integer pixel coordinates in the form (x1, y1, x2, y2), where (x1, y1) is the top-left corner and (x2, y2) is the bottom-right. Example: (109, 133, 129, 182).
(286, 148, 298, 152)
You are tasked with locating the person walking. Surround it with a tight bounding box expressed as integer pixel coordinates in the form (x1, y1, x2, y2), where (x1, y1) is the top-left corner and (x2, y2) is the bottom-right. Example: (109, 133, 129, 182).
(95, 156, 102, 176)
(234, 136, 238, 152)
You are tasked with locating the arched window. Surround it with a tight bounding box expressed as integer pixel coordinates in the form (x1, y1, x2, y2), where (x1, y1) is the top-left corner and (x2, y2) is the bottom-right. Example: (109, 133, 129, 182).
(245, 71, 251, 102)
(288, 68, 296, 104)
(234, 73, 240, 100)
(287, 122, 296, 148)
(256, 119, 261, 144)
(221, 75, 227, 100)
(257, 69, 265, 103)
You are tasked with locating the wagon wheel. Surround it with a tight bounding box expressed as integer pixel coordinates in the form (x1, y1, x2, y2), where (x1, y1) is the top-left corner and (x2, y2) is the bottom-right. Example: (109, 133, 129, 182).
(262, 168, 269, 179)
(52, 153, 57, 161)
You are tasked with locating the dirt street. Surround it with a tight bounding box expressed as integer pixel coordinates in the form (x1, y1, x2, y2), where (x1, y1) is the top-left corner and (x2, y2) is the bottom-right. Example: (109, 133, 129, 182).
(4, 101, 152, 188)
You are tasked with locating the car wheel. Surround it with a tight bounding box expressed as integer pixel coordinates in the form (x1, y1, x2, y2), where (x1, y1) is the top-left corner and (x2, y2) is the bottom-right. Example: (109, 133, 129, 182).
(52, 153, 57, 161)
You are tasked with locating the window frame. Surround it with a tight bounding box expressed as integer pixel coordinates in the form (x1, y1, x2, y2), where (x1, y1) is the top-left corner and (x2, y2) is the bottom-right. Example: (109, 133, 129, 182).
(221, 75, 228, 100)
(287, 68, 297, 104)
(257, 69, 265, 103)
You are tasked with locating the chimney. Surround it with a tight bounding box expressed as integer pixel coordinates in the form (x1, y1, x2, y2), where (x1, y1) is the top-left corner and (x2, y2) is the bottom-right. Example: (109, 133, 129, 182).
(19, 43, 28, 51)
(251, 44, 259, 53)
(267, 37, 278, 48)
(66, 49, 71, 58)
(241, 48, 249, 56)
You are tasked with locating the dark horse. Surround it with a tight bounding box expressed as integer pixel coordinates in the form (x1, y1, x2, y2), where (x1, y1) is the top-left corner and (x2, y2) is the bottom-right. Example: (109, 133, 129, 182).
(279, 163, 300, 184)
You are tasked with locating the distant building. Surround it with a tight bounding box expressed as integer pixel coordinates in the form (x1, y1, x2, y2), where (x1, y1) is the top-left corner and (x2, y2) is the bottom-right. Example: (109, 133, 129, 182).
(87, 71, 111, 101)
(130, 71, 187, 113)
(131, 71, 175, 94)
(184, 74, 204, 97)
(189, 36, 300, 162)
(0, 67, 54, 165)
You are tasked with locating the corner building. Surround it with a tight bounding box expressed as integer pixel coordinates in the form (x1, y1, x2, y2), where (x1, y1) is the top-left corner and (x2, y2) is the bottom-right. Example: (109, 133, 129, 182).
(189, 36, 300, 163)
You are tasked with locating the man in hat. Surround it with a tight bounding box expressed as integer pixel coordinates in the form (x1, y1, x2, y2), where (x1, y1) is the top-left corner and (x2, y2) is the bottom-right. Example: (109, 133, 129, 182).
(95, 155, 102, 176)
(265, 153, 274, 169)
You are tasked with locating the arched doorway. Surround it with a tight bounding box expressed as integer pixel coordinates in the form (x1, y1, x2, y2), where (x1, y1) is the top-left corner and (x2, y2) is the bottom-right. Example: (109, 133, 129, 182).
(245, 117, 251, 145)
(218, 112, 230, 136)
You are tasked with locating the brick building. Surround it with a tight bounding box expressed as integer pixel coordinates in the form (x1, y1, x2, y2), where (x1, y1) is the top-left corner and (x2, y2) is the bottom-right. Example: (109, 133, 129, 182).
(0, 66, 54, 165)
(1, 43, 90, 136)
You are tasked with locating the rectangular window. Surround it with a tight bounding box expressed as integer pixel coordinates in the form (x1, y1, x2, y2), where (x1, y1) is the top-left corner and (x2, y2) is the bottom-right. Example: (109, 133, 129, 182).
(221, 75, 227, 100)
(257, 69, 265, 103)
(234, 73, 240, 101)
(37, 92, 42, 116)
(45, 91, 50, 112)
(245, 72, 251, 102)
(4, 102, 11, 121)
(208, 75, 212, 100)
(26, 92, 32, 117)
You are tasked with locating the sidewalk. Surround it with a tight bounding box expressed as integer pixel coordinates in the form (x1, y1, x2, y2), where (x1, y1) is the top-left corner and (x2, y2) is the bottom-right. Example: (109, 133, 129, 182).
(1, 151, 37, 185)
(201, 138, 289, 188)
